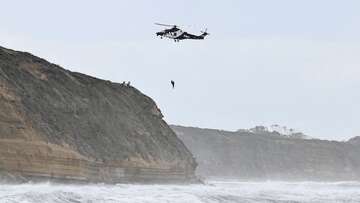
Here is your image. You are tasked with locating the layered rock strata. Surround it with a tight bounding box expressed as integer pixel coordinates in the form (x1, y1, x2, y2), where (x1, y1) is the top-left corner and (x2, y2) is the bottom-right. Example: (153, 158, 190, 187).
(0, 46, 197, 183)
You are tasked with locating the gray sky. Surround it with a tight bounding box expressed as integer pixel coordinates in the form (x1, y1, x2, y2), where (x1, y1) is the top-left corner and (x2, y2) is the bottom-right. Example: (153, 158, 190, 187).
(1, 0, 359, 140)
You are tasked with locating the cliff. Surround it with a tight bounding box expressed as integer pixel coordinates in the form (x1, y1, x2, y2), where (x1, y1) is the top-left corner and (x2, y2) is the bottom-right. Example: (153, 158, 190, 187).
(172, 125, 360, 181)
(348, 136, 360, 146)
(0, 46, 197, 183)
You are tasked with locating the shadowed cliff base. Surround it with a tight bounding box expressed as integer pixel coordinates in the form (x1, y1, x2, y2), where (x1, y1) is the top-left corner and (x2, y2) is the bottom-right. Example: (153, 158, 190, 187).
(0, 46, 197, 183)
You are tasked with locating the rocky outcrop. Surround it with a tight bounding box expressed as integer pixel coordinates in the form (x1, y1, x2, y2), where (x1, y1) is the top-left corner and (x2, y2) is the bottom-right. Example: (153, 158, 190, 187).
(0, 46, 197, 183)
(172, 125, 360, 181)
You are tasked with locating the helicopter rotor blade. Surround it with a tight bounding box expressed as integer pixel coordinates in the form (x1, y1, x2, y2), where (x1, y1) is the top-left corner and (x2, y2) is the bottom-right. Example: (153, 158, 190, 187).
(155, 23, 177, 27)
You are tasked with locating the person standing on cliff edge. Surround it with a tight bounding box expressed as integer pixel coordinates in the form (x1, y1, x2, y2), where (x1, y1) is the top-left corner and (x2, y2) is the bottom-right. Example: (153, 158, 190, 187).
(171, 80, 175, 89)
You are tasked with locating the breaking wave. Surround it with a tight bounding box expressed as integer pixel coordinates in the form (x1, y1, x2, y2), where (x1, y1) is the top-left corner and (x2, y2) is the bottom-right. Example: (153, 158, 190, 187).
(1, 181, 360, 202)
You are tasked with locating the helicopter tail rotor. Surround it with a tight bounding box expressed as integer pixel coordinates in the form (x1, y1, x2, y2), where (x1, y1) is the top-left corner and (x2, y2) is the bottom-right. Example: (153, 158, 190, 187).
(201, 28, 210, 36)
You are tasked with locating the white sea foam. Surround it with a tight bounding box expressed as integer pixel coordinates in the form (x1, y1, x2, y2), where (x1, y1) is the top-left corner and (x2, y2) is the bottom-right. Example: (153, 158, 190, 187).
(0, 181, 360, 203)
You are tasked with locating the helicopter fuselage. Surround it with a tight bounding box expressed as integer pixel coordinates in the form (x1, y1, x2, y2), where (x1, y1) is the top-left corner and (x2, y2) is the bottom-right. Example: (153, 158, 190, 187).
(161, 30, 185, 39)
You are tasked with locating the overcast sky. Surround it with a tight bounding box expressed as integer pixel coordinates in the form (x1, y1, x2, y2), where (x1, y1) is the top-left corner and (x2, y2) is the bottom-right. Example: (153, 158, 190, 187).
(1, 0, 359, 140)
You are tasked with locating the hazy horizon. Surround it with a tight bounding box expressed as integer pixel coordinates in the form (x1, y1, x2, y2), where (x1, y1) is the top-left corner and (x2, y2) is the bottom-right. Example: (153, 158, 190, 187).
(1, 0, 359, 140)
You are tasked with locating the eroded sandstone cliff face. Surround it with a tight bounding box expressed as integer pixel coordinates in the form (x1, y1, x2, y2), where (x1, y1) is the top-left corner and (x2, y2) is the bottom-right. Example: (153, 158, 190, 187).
(172, 125, 360, 181)
(0, 46, 196, 183)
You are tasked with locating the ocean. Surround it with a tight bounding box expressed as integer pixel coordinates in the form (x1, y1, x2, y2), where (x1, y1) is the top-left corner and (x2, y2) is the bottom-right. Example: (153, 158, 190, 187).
(1, 181, 359, 203)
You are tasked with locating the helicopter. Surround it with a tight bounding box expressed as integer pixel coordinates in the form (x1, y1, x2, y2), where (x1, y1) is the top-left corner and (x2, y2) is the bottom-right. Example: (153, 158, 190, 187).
(155, 23, 209, 42)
